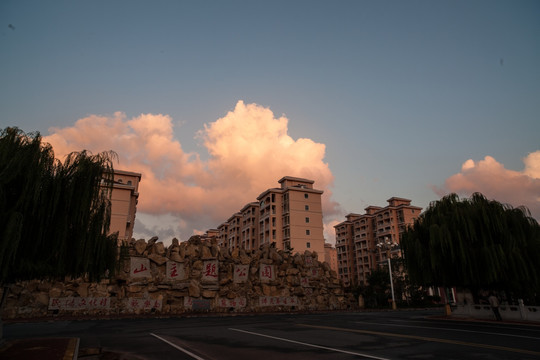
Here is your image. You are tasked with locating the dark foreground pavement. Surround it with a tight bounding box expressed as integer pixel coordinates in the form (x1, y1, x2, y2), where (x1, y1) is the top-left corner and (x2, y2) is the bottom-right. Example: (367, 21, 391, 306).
(0, 337, 79, 360)
(2, 309, 540, 360)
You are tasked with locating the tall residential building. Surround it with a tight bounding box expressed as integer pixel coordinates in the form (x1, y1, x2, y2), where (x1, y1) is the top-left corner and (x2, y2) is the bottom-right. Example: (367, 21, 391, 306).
(227, 212, 242, 249)
(214, 176, 325, 256)
(240, 202, 259, 250)
(106, 169, 142, 243)
(324, 243, 338, 273)
(335, 197, 421, 286)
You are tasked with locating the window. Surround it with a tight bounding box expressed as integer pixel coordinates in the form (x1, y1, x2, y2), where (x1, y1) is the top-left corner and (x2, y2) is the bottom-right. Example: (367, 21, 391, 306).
(305, 205, 309, 211)
(305, 217, 310, 223)
(304, 193, 309, 199)
(127, 180, 132, 185)
(306, 229, 310, 235)
(306, 242, 311, 248)
(272, 229, 276, 239)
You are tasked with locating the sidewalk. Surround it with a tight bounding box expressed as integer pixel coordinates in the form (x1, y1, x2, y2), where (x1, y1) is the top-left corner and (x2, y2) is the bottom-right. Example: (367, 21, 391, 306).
(0, 337, 79, 360)
(431, 314, 540, 326)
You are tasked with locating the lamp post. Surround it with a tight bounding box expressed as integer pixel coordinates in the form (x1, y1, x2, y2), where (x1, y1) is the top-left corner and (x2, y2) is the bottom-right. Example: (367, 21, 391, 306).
(387, 257, 396, 310)
(377, 236, 397, 310)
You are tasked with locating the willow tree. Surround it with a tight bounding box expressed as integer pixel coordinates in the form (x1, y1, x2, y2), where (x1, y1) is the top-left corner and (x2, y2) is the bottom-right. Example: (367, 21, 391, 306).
(401, 193, 540, 300)
(0, 127, 118, 283)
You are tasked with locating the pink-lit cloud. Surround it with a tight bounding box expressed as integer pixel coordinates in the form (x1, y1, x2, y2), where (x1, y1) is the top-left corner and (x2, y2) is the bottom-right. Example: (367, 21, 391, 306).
(44, 101, 342, 242)
(435, 151, 540, 220)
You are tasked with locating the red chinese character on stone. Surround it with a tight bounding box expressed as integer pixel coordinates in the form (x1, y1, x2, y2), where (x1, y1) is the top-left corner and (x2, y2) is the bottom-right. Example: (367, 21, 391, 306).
(99, 298, 108, 307)
(261, 265, 272, 279)
(170, 263, 178, 278)
(235, 267, 246, 277)
(205, 263, 218, 277)
(144, 300, 152, 308)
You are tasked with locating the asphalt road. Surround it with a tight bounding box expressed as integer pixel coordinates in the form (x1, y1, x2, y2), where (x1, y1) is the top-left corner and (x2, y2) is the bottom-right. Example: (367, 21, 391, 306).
(4, 309, 540, 359)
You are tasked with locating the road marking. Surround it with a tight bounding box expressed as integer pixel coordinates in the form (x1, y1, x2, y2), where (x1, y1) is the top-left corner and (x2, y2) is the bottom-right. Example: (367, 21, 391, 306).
(229, 327, 389, 360)
(150, 333, 206, 360)
(63, 338, 79, 360)
(355, 321, 540, 340)
(298, 324, 540, 356)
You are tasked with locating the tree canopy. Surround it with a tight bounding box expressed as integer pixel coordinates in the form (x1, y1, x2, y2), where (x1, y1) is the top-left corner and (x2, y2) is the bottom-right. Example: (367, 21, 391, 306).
(401, 193, 540, 299)
(0, 127, 118, 283)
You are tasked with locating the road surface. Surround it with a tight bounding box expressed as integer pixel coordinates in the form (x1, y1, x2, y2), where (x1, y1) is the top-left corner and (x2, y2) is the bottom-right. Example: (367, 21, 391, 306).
(4, 309, 540, 359)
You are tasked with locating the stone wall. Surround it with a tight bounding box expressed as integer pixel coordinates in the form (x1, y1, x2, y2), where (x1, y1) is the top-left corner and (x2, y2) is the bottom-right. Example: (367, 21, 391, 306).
(1, 236, 355, 319)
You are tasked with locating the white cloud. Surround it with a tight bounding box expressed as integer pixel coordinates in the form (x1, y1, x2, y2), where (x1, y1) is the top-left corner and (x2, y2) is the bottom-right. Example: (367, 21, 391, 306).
(44, 101, 342, 243)
(436, 151, 540, 219)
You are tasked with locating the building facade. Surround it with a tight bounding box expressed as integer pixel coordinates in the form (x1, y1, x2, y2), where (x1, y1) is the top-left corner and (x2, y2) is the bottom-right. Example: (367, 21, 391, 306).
(213, 176, 325, 256)
(104, 169, 142, 243)
(324, 243, 338, 273)
(335, 197, 421, 286)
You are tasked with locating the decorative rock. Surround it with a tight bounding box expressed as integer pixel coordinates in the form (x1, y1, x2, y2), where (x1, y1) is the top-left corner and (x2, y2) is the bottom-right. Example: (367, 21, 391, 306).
(134, 239, 147, 255)
(76, 283, 89, 298)
(169, 252, 183, 262)
(147, 236, 159, 247)
(188, 279, 200, 298)
(148, 254, 168, 266)
(153, 242, 166, 256)
(202, 290, 216, 298)
(202, 245, 213, 259)
(1, 236, 351, 319)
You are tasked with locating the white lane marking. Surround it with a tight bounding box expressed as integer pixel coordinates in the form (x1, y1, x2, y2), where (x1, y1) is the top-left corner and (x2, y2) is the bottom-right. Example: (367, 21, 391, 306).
(229, 327, 390, 360)
(150, 333, 206, 360)
(355, 321, 540, 340)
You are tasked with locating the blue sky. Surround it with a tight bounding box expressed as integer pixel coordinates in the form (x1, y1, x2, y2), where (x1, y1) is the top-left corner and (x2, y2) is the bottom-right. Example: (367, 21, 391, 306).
(1, 0, 539, 243)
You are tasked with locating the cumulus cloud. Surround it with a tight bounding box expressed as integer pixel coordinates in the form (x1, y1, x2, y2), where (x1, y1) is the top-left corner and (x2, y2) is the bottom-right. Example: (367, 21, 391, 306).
(44, 101, 341, 243)
(435, 151, 540, 220)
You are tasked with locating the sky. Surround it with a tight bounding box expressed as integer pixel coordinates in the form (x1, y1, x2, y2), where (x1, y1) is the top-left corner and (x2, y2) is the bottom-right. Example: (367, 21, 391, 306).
(1, 0, 539, 245)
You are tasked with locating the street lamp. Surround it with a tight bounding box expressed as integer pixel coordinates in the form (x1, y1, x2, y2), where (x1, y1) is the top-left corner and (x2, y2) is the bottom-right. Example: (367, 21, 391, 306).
(377, 236, 398, 310)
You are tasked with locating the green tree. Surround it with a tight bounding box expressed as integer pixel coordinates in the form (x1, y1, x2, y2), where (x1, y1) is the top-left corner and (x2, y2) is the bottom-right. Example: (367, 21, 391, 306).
(0, 127, 118, 283)
(401, 193, 540, 300)
(360, 269, 391, 308)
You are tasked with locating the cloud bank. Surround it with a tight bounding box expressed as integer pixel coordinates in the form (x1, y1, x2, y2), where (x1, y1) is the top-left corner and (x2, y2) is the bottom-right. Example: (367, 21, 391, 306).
(435, 151, 540, 220)
(44, 101, 341, 244)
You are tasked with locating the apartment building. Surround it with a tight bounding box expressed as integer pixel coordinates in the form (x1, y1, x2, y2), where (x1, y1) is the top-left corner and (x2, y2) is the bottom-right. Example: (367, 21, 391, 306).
(201, 229, 219, 242)
(324, 243, 338, 273)
(227, 213, 242, 249)
(214, 176, 325, 256)
(240, 202, 259, 250)
(335, 197, 421, 286)
(104, 169, 142, 243)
